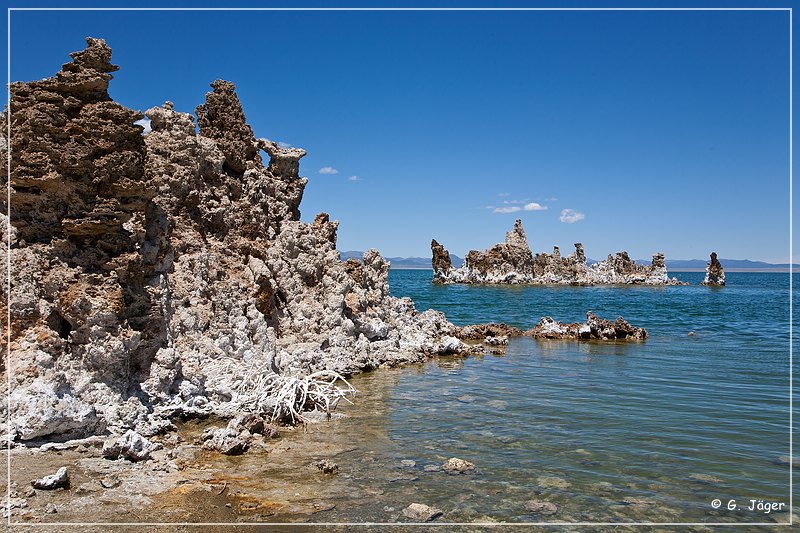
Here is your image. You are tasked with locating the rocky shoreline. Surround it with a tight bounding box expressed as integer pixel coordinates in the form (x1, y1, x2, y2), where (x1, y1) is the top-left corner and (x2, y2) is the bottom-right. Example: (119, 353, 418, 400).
(0, 38, 658, 450)
(432, 219, 687, 286)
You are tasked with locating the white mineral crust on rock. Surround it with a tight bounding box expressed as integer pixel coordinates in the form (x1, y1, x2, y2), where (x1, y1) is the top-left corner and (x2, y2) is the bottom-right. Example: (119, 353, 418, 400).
(2, 38, 480, 443)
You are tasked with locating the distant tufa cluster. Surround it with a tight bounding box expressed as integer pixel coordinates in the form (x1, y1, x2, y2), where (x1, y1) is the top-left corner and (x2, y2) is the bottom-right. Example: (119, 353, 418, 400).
(431, 219, 686, 286)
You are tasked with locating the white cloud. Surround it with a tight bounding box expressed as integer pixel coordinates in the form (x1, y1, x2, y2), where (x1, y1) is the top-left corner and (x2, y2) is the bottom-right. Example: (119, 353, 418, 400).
(348, 175, 359, 181)
(277, 141, 292, 149)
(524, 202, 547, 211)
(319, 167, 339, 175)
(560, 208, 585, 223)
(497, 192, 511, 197)
(134, 118, 151, 134)
(493, 206, 522, 214)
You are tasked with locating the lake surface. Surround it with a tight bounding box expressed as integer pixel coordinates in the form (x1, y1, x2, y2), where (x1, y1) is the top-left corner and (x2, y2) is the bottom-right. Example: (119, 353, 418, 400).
(210, 271, 794, 527)
(371, 270, 792, 524)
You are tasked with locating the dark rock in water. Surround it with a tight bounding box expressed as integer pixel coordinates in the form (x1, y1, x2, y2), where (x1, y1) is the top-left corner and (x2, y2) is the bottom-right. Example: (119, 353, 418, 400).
(315, 460, 339, 474)
(431, 239, 453, 283)
(525, 499, 558, 515)
(31, 467, 69, 490)
(701, 252, 725, 286)
(402, 503, 443, 521)
(431, 219, 685, 285)
(456, 323, 524, 340)
(688, 473, 725, 486)
(529, 312, 647, 341)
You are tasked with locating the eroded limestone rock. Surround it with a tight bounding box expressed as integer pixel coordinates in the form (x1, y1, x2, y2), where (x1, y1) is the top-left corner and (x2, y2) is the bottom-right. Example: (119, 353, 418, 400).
(402, 503, 443, 521)
(3, 37, 478, 444)
(431, 239, 453, 284)
(529, 312, 647, 341)
(31, 467, 69, 490)
(432, 219, 686, 286)
(701, 252, 725, 286)
(442, 457, 476, 474)
(102, 430, 160, 462)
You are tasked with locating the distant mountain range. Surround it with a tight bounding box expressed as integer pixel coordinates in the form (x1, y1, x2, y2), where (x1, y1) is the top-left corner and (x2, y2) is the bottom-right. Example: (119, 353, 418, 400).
(340, 250, 464, 269)
(339, 251, 797, 271)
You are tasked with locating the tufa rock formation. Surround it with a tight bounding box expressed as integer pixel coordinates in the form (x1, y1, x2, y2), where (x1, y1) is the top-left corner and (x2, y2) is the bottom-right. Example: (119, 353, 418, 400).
(529, 312, 647, 341)
(430, 239, 452, 283)
(1, 38, 481, 443)
(432, 219, 686, 286)
(701, 252, 725, 286)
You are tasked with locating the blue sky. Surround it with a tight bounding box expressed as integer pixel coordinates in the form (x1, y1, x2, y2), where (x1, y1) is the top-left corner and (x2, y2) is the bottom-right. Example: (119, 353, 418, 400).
(5, 2, 795, 262)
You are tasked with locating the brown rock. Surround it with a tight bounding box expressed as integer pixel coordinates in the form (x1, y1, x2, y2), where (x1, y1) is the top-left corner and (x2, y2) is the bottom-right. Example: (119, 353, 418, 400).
(456, 323, 524, 340)
(529, 311, 647, 341)
(701, 252, 725, 286)
(431, 239, 453, 283)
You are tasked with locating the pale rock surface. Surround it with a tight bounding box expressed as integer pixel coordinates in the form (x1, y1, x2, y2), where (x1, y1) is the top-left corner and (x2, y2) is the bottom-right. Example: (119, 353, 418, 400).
(102, 430, 161, 462)
(442, 457, 477, 474)
(402, 503, 443, 521)
(31, 467, 69, 490)
(2, 38, 478, 444)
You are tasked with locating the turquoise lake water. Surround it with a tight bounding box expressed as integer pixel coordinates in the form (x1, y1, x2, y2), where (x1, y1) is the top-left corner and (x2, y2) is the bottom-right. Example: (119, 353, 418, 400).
(369, 269, 794, 525)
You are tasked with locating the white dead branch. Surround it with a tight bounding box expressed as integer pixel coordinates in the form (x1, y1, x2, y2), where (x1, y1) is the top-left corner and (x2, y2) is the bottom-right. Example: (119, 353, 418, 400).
(206, 359, 357, 424)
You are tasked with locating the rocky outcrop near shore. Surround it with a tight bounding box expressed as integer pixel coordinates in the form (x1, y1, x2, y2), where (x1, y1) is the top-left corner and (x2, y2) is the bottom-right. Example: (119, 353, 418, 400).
(2, 38, 480, 443)
(454, 314, 647, 344)
(432, 220, 686, 286)
(701, 252, 725, 286)
(529, 312, 647, 341)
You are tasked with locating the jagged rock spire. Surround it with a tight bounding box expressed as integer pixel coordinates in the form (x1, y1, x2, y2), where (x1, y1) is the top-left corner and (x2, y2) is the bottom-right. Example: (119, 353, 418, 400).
(195, 80, 262, 174)
(702, 252, 725, 286)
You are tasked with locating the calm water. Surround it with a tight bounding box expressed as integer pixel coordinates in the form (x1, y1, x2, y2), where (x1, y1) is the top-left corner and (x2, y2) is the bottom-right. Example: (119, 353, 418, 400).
(212, 271, 794, 527)
(377, 270, 793, 524)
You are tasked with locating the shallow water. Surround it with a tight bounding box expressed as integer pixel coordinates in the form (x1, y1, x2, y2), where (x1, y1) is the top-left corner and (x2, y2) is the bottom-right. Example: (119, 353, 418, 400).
(290, 270, 794, 525)
(75, 270, 790, 528)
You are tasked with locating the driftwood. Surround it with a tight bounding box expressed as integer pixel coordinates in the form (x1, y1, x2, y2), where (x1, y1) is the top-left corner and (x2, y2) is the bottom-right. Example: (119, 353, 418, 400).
(206, 358, 357, 424)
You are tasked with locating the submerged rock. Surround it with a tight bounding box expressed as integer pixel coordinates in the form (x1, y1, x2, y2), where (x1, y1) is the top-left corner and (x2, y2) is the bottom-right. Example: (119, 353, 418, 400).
(701, 252, 725, 286)
(3, 37, 479, 444)
(456, 323, 524, 340)
(525, 499, 558, 515)
(442, 457, 477, 474)
(529, 312, 647, 341)
(31, 467, 69, 490)
(402, 503, 443, 521)
(536, 476, 571, 490)
(315, 460, 339, 474)
(432, 219, 686, 286)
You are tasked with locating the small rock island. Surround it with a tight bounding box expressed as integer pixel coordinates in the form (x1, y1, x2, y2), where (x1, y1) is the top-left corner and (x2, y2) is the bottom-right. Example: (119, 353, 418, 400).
(432, 220, 686, 286)
(701, 252, 726, 286)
